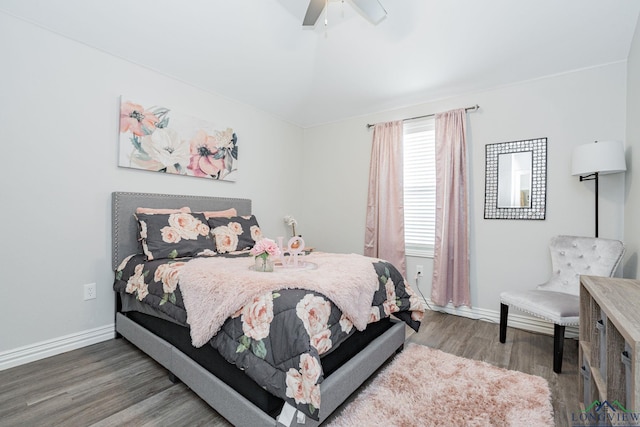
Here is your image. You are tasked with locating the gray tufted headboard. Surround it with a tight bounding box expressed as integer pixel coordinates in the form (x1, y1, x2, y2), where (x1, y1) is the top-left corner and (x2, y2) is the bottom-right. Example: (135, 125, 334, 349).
(112, 191, 251, 270)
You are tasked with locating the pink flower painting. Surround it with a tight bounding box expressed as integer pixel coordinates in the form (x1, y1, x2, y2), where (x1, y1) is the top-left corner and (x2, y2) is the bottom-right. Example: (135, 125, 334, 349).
(119, 97, 238, 181)
(120, 101, 159, 136)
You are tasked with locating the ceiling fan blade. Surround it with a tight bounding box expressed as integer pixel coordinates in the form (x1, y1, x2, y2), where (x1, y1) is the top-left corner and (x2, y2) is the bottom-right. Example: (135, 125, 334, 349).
(350, 0, 387, 24)
(303, 0, 326, 27)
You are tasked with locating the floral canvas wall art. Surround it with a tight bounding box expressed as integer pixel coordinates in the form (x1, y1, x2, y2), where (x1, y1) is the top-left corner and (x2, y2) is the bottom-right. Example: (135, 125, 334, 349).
(119, 97, 238, 181)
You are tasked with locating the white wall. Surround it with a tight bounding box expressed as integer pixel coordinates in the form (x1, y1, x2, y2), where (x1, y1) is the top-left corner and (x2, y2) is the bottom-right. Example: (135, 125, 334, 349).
(301, 63, 627, 321)
(0, 12, 304, 355)
(624, 14, 640, 279)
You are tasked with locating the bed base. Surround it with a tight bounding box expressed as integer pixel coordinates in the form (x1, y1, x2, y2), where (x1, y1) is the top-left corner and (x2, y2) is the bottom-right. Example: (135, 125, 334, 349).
(116, 313, 405, 426)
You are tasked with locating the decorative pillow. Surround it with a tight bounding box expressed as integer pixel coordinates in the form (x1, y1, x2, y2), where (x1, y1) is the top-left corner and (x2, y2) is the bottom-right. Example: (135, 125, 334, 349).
(197, 208, 238, 219)
(136, 206, 191, 214)
(136, 212, 216, 260)
(208, 215, 263, 253)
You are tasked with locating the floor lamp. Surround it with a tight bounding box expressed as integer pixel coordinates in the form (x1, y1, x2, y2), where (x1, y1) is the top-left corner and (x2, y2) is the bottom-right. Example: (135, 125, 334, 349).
(571, 140, 626, 238)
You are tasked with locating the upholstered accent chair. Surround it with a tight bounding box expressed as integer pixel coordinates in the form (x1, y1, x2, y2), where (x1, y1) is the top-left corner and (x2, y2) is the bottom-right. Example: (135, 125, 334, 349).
(499, 235, 624, 373)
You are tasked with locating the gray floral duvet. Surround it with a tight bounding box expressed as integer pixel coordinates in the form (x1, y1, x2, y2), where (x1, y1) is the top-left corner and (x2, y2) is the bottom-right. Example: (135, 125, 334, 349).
(114, 253, 424, 420)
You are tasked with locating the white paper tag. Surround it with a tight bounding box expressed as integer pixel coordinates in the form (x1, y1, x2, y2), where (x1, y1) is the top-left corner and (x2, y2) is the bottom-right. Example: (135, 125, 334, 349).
(277, 403, 297, 426)
(296, 411, 306, 424)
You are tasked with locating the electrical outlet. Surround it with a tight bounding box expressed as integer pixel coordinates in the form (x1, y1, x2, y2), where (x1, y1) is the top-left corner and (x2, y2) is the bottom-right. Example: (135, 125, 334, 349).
(84, 283, 97, 300)
(416, 265, 424, 276)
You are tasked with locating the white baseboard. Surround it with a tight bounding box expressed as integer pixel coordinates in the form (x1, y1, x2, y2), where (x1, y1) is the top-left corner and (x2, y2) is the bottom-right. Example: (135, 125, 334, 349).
(423, 298, 579, 339)
(0, 324, 115, 371)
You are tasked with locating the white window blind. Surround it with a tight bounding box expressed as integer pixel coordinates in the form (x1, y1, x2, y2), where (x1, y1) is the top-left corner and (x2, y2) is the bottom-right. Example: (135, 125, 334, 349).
(403, 117, 435, 258)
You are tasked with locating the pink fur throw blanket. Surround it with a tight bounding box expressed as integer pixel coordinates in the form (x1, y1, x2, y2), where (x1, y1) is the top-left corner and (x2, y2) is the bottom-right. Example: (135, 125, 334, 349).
(180, 252, 379, 347)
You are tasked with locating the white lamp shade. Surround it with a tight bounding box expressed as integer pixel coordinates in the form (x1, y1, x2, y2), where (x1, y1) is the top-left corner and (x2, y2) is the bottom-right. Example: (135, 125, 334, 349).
(571, 140, 626, 176)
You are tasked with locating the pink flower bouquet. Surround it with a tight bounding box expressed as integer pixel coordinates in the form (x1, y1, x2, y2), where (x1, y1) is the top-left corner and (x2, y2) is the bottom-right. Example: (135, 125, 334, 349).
(250, 238, 281, 260)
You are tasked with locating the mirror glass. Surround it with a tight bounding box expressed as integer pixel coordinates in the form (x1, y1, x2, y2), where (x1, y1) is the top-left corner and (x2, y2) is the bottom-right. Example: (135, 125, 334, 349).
(497, 151, 532, 208)
(484, 138, 547, 220)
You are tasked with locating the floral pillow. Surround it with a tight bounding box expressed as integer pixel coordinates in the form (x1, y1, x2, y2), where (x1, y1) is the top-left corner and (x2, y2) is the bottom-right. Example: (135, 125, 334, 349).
(136, 206, 191, 214)
(208, 215, 263, 253)
(136, 212, 216, 260)
(196, 208, 237, 219)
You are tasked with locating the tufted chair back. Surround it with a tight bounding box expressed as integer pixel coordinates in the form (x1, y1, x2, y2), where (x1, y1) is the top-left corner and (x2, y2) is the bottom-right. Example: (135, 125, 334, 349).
(536, 235, 625, 296)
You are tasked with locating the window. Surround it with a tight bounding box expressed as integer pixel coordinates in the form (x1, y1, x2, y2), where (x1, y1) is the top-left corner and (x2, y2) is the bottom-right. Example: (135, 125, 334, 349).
(403, 117, 435, 257)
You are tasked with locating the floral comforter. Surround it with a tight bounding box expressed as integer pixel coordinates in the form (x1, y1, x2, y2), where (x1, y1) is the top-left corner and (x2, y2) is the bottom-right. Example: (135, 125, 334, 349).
(113, 253, 424, 420)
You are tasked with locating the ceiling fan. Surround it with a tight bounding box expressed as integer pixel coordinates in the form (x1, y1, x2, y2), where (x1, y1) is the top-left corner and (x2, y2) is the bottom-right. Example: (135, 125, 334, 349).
(303, 0, 387, 27)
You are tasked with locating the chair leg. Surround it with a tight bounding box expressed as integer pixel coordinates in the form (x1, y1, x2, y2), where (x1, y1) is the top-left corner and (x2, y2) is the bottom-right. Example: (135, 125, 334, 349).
(499, 303, 508, 343)
(553, 324, 565, 373)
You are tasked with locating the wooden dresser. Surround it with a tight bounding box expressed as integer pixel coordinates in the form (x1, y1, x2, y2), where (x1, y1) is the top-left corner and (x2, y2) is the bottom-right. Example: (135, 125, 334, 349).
(579, 275, 640, 417)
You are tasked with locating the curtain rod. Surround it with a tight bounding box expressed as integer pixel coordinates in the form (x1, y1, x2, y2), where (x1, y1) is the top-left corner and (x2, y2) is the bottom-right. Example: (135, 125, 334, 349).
(366, 104, 480, 129)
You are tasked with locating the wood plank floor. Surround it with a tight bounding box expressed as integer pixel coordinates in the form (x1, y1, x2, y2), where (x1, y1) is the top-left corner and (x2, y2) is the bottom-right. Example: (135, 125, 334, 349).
(0, 311, 579, 426)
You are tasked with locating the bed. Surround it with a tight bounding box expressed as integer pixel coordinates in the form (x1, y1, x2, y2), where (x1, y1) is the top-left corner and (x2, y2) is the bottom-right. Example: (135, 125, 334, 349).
(112, 191, 423, 426)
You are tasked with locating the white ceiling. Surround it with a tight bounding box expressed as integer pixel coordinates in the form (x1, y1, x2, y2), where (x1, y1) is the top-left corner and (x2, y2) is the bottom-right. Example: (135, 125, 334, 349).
(2, 0, 639, 128)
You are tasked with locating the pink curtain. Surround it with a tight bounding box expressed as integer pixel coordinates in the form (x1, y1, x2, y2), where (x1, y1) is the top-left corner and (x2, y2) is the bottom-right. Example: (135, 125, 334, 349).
(431, 109, 470, 307)
(364, 120, 407, 278)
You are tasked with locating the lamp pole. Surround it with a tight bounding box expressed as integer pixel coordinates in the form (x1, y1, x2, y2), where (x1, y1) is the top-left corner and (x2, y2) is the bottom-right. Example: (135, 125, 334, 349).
(572, 140, 626, 239)
(579, 172, 599, 238)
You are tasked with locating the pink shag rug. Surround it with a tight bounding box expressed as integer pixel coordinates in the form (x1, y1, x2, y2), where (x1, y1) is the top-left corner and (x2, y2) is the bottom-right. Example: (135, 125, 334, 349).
(327, 343, 554, 427)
